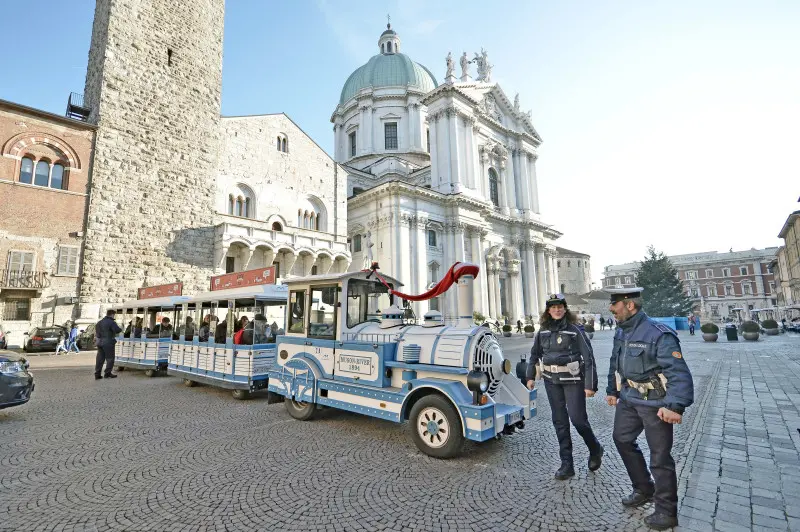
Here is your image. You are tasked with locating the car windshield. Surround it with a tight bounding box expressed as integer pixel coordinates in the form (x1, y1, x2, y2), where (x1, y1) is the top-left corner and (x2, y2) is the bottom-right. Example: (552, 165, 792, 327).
(346, 279, 393, 328)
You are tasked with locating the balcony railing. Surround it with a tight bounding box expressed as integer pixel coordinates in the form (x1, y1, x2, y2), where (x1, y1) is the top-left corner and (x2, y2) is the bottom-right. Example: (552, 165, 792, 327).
(65, 92, 91, 121)
(0, 270, 49, 290)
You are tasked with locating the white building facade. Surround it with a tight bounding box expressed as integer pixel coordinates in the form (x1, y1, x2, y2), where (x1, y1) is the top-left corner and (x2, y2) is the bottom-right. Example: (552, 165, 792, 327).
(215, 114, 351, 281)
(333, 25, 561, 322)
(556, 247, 592, 295)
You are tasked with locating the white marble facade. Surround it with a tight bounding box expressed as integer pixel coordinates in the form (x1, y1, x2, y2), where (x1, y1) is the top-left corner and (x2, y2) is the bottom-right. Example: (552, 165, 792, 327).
(333, 26, 561, 322)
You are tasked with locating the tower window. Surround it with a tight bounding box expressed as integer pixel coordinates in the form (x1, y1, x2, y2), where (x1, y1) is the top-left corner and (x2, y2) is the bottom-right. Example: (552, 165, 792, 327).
(387, 42, 392, 53)
(349, 131, 356, 157)
(427, 230, 437, 247)
(384, 123, 398, 150)
(167, 48, 173, 66)
(426, 129, 430, 153)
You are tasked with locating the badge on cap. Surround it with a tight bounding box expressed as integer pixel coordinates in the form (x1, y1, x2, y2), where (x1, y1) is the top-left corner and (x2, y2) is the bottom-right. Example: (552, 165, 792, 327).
(557, 336, 562, 344)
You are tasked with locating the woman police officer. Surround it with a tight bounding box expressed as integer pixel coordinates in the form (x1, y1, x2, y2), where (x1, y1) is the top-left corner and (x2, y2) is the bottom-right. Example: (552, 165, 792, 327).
(527, 294, 604, 479)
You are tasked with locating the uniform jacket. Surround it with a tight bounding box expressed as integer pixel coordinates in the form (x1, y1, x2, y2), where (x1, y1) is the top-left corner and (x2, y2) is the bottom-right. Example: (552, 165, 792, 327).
(95, 316, 122, 347)
(526, 319, 598, 391)
(606, 311, 694, 414)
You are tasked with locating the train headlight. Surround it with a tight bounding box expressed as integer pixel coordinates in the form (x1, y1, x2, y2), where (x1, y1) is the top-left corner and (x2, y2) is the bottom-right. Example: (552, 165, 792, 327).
(467, 370, 490, 393)
(502, 359, 512, 375)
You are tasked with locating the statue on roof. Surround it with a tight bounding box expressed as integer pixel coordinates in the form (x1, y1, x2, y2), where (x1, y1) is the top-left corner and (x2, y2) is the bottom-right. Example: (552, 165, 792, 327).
(445, 52, 455, 80)
(514, 93, 520, 111)
(473, 48, 493, 82)
(460, 52, 470, 80)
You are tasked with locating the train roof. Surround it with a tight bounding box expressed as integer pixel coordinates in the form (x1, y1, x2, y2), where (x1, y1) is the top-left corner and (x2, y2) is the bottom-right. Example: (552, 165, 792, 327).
(186, 283, 289, 304)
(113, 295, 191, 310)
(281, 269, 403, 287)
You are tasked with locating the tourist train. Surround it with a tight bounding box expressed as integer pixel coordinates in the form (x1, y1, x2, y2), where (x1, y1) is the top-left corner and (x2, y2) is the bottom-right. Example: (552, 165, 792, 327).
(111, 262, 536, 458)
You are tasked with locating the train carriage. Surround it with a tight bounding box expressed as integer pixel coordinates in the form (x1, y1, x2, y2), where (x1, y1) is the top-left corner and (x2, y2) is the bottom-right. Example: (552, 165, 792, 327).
(113, 296, 189, 377)
(268, 263, 537, 458)
(167, 283, 288, 400)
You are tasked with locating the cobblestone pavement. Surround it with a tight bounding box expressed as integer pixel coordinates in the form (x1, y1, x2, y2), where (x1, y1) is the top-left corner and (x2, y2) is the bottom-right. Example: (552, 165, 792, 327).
(1, 330, 798, 531)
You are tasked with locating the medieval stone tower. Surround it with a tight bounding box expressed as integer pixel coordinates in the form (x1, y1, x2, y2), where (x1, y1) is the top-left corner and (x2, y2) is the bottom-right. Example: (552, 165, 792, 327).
(78, 0, 225, 317)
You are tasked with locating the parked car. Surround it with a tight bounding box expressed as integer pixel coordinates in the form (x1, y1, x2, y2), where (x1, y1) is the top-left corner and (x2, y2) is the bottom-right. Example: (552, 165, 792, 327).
(0, 350, 34, 409)
(23, 327, 66, 353)
(77, 324, 96, 351)
(0, 323, 7, 350)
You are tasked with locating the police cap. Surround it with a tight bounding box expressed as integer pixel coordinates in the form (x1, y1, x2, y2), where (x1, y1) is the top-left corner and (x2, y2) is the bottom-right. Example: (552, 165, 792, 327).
(545, 293, 567, 307)
(605, 287, 644, 303)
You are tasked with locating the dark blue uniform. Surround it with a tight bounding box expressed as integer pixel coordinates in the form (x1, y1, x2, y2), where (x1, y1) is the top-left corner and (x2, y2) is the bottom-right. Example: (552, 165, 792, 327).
(607, 310, 694, 517)
(95, 315, 122, 378)
(528, 319, 602, 471)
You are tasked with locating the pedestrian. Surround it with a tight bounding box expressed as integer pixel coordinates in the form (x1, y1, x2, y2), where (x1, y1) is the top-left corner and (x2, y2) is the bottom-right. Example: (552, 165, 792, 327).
(599, 316, 606, 330)
(607, 317, 614, 329)
(94, 309, 122, 380)
(526, 293, 603, 480)
(688, 315, 696, 336)
(605, 287, 694, 530)
(67, 322, 80, 352)
(516, 319, 523, 333)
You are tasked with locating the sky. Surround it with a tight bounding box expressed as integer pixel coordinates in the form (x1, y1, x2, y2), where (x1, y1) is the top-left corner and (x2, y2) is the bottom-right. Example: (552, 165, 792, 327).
(2, 0, 798, 285)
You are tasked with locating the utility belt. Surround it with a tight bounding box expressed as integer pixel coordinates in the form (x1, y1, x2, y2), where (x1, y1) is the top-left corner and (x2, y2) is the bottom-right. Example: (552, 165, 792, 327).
(540, 360, 582, 383)
(615, 371, 668, 400)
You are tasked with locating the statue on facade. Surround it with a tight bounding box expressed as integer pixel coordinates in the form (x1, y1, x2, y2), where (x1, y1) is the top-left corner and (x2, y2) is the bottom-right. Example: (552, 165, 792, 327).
(460, 52, 470, 80)
(514, 93, 520, 112)
(473, 48, 493, 82)
(445, 52, 455, 80)
(363, 231, 375, 269)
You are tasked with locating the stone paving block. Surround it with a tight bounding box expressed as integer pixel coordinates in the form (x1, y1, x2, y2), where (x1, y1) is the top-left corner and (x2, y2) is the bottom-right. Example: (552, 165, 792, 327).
(752, 513, 789, 529)
(712, 518, 752, 532)
(752, 504, 788, 520)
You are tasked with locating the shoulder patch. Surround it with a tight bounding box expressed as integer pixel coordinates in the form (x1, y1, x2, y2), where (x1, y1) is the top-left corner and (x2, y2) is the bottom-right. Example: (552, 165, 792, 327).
(540, 330, 551, 335)
(672, 351, 683, 359)
(561, 331, 577, 336)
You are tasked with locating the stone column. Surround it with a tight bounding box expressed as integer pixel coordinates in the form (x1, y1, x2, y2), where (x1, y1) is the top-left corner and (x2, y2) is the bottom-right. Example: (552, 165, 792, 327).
(358, 106, 368, 155)
(283, 251, 298, 278)
(429, 114, 439, 188)
(479, 150, 489, 199)
(486, 264, 496, 318)
(498, 161, 509, 212)
(415, 216, 429, 318)
(502, 155, 516, 214)
(444, 109, 458, 193)
(535, 246, 548, 309)
(529, 153, 540, 214)
(263, 248, 275, 271)
(464, 117, 475, 190)
(517, 149, 532, 217)
(471, 229, 489, 317)
(494, 271, 504, 319)
(509, 261, 524, 321)
(524, 244, 540, 319)
(547, 252, 557, 295)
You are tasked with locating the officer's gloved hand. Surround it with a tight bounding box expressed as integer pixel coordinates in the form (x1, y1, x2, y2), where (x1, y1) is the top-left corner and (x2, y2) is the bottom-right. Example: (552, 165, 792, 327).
(526, 379, 535, 390)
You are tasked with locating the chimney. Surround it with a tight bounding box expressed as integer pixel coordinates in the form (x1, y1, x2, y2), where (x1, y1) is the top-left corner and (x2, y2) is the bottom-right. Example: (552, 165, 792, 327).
(457, 272, 475, 328)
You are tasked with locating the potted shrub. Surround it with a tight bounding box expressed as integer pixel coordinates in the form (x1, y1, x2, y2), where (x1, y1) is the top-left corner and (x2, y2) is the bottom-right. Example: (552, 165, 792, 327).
(700, 323, 719, 342)
(762, 319, 779, 336)
(524, 325, 535, 338)
(740, 320, 760, 341)
(473, 311, 486, 326)
(502, 324, 512, 337)
(584, 323, 595, 340)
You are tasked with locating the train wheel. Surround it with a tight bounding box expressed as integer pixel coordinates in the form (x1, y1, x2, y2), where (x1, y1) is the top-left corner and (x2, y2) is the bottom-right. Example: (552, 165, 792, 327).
(409, 395, 464, 459)
(232, 389, 250, 401)
(285, 398, 315, 421)
(115, 366, 125, 372)
(144, 369, 157, 378)
(183, 378, 196, 387)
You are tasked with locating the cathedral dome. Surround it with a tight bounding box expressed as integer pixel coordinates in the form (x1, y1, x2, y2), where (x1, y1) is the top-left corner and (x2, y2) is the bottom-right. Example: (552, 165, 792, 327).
(338, 24, 438, 105)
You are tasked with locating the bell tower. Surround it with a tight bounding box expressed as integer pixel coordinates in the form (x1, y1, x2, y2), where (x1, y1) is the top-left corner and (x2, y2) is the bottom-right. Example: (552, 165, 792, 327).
(78, 0, 225, 318)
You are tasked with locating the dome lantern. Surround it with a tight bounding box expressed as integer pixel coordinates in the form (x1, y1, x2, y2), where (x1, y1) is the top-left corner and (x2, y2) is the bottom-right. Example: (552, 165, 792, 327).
(378, 22, 401, 55)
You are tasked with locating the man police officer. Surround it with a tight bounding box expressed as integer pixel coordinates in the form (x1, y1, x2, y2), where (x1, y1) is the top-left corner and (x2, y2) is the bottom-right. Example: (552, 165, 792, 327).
(606, 287, 694, 530)
(95, 309, 122, 380)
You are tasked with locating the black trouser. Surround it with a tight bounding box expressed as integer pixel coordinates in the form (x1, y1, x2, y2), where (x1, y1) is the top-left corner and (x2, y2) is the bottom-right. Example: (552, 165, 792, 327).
(95, 344, 115, 377)
(544, 379, 602, 465)
(613, 399, 677, 516)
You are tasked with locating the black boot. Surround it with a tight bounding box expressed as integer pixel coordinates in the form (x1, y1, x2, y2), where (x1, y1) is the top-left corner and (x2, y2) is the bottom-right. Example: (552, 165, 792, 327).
(588, 445, 604, 472)
(622, 490, 653, 508)
(554, 462, 575, 480)
(643, 511, 678, 530)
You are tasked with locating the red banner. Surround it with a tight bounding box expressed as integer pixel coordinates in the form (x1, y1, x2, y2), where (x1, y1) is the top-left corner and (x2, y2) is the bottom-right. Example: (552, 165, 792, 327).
(138, 282, 183, 300)
(210, 266, 276, 291)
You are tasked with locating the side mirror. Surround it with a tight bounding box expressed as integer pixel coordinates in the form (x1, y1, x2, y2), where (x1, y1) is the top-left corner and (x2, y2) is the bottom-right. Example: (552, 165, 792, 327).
(24, 332, 29, 336)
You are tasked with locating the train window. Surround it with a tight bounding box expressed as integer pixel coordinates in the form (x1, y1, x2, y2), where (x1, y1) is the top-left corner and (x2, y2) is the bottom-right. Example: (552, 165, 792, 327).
(309, 285, 338, 339)
(288, 290, 306, 333)
(346, 279, 392, 328)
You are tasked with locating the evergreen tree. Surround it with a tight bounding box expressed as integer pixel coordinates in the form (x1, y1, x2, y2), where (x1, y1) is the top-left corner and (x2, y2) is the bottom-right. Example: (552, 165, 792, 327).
(635, 246, 695, 317)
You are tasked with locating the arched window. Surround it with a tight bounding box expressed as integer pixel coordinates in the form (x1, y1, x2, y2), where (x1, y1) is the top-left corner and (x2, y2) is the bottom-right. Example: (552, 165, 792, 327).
(227, 184, 255, 218)
(282, 138, 288, 153)
(51, 164, 64, 189)
(297, 210, 302, 227)
(228, 195, 235, 215)
(244, 197, 250, 218)
(304, 212, 309, 229)
(297, 196, 326, 232)
(352, 234, 362, 252)
(235, 196, 244, 217)
(19, 157, 33, 184)
(387, 42, 392, 53)
(277, 134, 288, 153)
(561, 283, 566, 293)
(34, 161, 50, 187)
(310, 212, 316, 230)
(277, 136, 281, 151)
(272, 222, 282, 231)
(488, 168, 499, 206)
